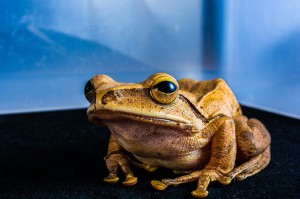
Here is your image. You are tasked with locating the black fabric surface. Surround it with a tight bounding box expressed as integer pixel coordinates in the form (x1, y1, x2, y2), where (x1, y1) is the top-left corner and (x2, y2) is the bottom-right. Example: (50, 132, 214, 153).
(0, 106, 299, 198)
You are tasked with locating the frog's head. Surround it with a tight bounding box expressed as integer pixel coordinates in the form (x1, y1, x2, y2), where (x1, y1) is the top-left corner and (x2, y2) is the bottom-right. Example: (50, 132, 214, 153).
(84, 73, 204, 133)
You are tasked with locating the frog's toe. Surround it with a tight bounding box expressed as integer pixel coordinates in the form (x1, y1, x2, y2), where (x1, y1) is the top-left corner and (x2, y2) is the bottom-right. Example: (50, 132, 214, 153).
(103, 175, 119, 184)
(151, 180, 168, 190)
(219, 175, 232, 185)
(236, 173, 246, 181)
(191, 189, 208, 198)
(122, 175, 138, 186)
(145, 165, 159, 173)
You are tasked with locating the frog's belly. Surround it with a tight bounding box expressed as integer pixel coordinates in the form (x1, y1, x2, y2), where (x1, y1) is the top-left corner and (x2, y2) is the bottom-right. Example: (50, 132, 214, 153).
(107, 121, 211, 171)
(133, 150, 210, 172)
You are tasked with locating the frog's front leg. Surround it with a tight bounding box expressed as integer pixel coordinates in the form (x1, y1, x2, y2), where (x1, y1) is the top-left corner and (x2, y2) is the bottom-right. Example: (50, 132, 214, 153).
(152, 116, 236, 198)
(103, 134, 138, 186)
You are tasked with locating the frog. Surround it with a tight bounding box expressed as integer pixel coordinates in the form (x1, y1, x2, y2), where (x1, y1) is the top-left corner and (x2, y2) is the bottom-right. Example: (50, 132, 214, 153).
(84, 73, 271, 198)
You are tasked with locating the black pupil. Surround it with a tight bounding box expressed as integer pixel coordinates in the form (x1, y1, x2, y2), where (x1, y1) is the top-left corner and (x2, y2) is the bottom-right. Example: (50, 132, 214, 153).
(84, 80, 94, 96)
(153, 81, 177, 93)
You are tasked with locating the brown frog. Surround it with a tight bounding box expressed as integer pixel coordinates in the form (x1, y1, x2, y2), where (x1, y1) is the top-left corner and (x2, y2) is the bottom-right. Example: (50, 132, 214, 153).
(85, 73, 271, 198)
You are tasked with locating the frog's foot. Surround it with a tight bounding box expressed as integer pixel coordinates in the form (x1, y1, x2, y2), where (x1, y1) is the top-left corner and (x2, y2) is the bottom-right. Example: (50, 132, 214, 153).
(151, 171, 200, 191)
(103, 174, 119, 184)
(151, 180, 168, 191)
(104, 153, 137, 186)
(122, 175, 138, 186)
(151, 169, 224, 198)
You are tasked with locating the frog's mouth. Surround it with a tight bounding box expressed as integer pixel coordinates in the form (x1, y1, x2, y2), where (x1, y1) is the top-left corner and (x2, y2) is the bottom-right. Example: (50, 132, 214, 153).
(87, 106, 193, 132)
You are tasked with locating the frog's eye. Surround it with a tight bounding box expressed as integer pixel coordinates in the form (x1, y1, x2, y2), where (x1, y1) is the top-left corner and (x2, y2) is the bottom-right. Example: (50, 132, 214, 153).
(84, 79, 96, 103)
(150, 76, 179, 104)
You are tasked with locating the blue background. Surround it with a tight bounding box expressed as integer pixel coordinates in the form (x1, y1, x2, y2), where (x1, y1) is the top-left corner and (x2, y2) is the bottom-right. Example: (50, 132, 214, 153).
(1, 0, 300, 119)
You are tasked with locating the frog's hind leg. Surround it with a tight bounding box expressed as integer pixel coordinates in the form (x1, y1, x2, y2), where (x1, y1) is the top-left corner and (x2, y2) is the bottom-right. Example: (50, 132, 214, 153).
(235, 146, 270, 180)
(221, 115, 271, 182)
(234, 115, 271, 160)
(223, 146, 270, 182)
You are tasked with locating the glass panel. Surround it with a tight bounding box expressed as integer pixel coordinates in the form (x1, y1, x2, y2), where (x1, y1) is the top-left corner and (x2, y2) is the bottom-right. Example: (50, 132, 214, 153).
(1, 0, 300, 119)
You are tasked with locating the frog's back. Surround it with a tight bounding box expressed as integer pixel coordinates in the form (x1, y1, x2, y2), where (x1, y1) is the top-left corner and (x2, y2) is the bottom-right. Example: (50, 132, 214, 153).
(178, 78, 242, 119)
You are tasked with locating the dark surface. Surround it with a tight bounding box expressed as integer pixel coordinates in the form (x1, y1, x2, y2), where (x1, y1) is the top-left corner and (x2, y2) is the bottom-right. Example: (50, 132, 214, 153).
(0, 106, 299, 198)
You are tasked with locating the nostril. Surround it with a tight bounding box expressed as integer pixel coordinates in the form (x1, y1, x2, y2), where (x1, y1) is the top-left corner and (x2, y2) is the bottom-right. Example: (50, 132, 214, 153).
(101, 96, 108, 105)
(101, 91, 119, 105)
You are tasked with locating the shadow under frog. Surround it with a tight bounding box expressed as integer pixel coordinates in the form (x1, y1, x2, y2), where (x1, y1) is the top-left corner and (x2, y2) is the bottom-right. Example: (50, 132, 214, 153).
(84, 73, 271, 198)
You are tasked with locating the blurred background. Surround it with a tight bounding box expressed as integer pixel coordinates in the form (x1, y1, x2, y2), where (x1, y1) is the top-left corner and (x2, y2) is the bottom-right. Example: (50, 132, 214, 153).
(1, 0, 300, 119)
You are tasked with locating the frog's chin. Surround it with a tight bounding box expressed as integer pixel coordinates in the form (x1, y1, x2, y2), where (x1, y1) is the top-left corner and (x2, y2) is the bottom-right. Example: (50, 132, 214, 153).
(87, 108, 193, 132)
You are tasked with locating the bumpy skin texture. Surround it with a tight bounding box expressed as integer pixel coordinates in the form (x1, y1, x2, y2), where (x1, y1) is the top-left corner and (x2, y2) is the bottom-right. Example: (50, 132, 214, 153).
(86, 73, 271, 198)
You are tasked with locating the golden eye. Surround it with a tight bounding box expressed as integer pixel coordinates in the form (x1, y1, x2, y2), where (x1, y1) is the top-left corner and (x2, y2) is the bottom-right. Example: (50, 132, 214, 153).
(150, 75, 179, 104)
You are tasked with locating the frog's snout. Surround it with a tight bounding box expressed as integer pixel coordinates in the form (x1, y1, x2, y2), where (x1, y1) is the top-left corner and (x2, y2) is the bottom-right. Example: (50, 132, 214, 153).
(84, 74, 117, 104)
(84, 82, 122, 106)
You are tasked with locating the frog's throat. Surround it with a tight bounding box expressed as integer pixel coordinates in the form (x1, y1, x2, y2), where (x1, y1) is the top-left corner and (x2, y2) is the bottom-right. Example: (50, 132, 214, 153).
(88, 109, 194, 132)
